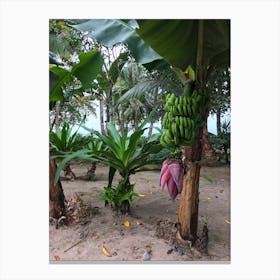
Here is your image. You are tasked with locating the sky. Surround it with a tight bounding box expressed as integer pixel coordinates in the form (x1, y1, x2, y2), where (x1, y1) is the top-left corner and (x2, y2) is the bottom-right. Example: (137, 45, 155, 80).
(73, 101, 230, 136)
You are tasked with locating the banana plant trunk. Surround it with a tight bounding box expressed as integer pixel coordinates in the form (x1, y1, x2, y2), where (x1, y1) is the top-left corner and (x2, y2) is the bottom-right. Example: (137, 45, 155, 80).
(178, 19, 207, 241)
(49, 158, 66, 218)
(178, 137, 202, 241)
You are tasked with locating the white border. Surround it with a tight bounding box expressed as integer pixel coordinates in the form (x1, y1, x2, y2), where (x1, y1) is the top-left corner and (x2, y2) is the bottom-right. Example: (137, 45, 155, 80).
(0, 0, 279, 279)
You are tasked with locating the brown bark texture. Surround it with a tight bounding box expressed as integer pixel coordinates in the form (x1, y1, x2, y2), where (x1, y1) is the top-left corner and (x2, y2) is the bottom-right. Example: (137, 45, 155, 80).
(178, 136, 202, 241)
(49, 159, 66, 219)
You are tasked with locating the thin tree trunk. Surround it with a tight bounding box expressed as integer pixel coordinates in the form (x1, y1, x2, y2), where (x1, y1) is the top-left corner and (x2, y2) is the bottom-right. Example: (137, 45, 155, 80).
(99, 98, 106, 134)
(106, 78, 113, 123)
(148, 120, 154, 137)
(49, 158, 66, 219)
(119, 77, 125, 134)
(217, 108, 221, 135)
(55, 101, 61, 127)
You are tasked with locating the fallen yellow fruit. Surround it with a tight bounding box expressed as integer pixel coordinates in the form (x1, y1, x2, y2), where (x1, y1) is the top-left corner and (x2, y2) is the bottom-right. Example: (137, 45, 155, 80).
(102, 246, 112, 257)
(124, 220, 130, 227)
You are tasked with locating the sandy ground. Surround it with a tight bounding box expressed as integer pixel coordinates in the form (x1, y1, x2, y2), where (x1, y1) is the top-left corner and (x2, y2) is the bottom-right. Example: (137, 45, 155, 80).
(49, 162, 230, 263)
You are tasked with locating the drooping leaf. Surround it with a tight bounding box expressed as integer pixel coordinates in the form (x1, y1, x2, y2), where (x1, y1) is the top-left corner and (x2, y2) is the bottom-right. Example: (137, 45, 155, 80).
(136, 20, 197, 70)
(50, 49, 103, 101)
(108, 166, 116, 188)
(71, 50, 104, 88)
(70, 19, 162, 65)
(50, 66, 71, 101)
(136, 19, 230, 71)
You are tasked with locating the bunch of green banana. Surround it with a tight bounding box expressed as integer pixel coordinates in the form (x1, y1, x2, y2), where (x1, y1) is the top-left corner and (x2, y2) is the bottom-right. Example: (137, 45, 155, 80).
(160, 85, 209, 148)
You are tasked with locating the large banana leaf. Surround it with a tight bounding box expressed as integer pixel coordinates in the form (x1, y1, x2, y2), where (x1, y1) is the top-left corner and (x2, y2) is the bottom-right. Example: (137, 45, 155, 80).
(70, 19, 162, 65)
(70, 19, 229, 75)
(136, 19, 230, 71)
(50, 49, 103, 101)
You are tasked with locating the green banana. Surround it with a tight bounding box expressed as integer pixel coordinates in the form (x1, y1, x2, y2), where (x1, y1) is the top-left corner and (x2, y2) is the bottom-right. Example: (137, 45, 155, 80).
(184, 127, 190, 140)
(174, 136, 179, 145)
(179, 118, 184, 138)
(191, 104, 197, 116)
(182, 105, 187, 116)
(178, 103, 183, 115)
(171, 123, 177, 138)
(187, 104, 192, 116)
(164, 129, 173, 142)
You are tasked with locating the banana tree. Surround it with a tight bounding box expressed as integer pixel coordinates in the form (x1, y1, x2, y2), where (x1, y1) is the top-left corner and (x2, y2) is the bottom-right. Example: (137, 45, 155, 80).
(136, 19, 230, 241)
(71, 19, 230, 241)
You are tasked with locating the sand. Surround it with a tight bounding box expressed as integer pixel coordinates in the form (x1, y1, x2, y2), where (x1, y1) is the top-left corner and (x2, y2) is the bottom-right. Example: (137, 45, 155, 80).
(49, 162, 230, 263)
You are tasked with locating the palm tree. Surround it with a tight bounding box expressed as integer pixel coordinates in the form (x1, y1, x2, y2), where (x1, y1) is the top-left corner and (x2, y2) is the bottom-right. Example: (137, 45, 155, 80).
(116, 62, 184, 134)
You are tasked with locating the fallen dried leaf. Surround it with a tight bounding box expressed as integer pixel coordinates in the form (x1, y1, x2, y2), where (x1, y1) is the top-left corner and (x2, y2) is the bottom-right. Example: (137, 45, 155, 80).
(124, 220, 130, 227)
(220, 240, 226, 247)
(138, 194, 145, 197)
(135, 255, 142, 259)
(175, 210, 179, 215)
(225, 219, 231, 224)
(136, 221, 142, 225)
(201, 199, 210, 203)
(92, 235, 99, 240)
(54, 255, 60, 261)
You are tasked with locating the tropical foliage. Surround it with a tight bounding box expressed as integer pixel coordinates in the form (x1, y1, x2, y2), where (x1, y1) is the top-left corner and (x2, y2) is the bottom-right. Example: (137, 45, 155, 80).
(210, 120, 231, 163)
(49, 18, 231, 235)
(54, 118, 166, 212)
(49, 122, 87, 155)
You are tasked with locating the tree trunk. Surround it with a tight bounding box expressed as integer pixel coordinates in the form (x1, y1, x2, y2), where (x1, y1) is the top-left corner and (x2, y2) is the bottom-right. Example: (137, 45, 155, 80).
(62, 162, 76, 181)
(148, 120, 154, 137)
(178, 133, 203, 241)
(119, 77, 125, 134)
(49, 158, 66, 219)
(54, 101, 61, 127)
(216, 108, 221, 135)
(178, 159, 201, 240)
(202, 123, 217, 163)
(99, 98, 106, 134)
(86, 162, 97, 181)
